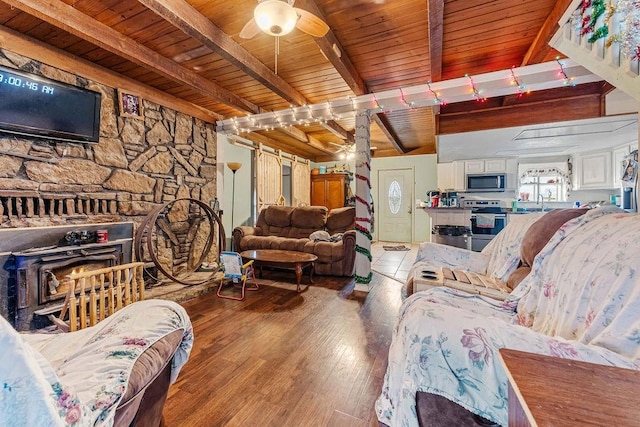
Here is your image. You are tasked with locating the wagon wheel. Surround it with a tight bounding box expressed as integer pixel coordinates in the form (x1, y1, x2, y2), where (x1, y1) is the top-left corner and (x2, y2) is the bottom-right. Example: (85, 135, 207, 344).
(135, 198, 226, 286)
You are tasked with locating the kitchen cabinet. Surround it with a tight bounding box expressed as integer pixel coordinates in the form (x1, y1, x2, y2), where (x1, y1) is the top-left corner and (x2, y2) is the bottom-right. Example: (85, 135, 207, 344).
(436, 161, 465, 191)
(453, 161, 466, 190)
(423, 208, 471, 242)
(424, 209, 471, 227)
(465, 159, 507, 174)
(574, 151, 613, 189)
(310, 173, 349, 210)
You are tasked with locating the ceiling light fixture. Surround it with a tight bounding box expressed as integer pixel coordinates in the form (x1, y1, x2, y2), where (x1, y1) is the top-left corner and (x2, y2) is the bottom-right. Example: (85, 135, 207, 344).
(254, 0, 298, 37)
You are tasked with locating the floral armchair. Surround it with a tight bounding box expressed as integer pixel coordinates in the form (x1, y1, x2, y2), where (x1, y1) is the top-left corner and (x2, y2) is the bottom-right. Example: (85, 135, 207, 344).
(0, 299, 193, 426)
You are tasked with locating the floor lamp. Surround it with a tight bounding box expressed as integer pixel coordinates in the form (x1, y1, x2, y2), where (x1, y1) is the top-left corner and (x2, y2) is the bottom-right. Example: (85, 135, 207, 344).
(226, 162, 242, 247)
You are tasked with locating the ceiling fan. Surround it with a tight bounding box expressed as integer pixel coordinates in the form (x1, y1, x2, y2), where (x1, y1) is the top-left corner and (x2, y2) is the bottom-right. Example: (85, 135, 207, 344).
(239, 0, 330, 39)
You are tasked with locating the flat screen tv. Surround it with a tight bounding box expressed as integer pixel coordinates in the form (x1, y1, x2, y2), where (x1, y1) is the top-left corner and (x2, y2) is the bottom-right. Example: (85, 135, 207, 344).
(0, 64, 101, 143)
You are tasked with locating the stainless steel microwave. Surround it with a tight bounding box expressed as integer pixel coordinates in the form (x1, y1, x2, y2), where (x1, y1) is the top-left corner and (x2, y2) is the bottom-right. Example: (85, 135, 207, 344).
(466, 173, 506, 192)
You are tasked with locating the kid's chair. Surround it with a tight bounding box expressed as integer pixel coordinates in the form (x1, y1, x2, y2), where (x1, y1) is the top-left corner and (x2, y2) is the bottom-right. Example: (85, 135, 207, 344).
(217, 251, 258, 300)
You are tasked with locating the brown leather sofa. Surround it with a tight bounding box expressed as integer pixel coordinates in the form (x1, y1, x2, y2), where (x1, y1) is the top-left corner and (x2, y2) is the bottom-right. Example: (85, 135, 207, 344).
(232, 205, 356, 276)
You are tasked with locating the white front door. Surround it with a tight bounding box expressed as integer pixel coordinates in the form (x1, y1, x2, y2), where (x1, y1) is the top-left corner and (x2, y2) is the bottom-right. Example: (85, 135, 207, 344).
(378, 168, 413, 243)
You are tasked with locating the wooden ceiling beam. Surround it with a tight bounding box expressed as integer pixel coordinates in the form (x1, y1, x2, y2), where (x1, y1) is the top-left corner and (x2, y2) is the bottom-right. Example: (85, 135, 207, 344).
(427, 0, 444, 82)
(322, 120, 354, 143)
(239, 132, 322, 160)
(293, 0, 366, 95)
(294, 0, 403, 152)
(276, 126, 336, 155)
(446, 83, 604, 115)
(439, 93, 604, 134)
(499, 0, 575, 108)
(137, 0, 308, 107)
(2, 0, 259, 114)
(521, 0, 574, 66)
(138, 0, 354, 149)
(0, 24, 220, 123)
(372, 114, 406, 153)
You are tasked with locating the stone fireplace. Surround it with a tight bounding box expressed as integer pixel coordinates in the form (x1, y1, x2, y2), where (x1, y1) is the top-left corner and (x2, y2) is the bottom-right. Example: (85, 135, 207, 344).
(0, 50, 220, 329)
(0, 222, 133, 330)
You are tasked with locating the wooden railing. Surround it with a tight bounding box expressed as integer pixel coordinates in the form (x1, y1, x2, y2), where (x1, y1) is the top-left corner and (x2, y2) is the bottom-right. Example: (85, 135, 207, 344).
(550, 0, 640, 102)
(52, 262, 145, 332)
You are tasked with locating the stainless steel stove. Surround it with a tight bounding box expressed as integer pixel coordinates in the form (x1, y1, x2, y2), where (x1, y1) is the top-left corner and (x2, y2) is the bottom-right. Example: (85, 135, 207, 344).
(463, 200, 507, 251)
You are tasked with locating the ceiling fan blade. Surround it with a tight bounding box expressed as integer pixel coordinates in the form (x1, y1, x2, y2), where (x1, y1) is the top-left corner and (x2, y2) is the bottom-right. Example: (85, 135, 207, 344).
(239, 18, 261, 39)
(294, 8, 329, 38)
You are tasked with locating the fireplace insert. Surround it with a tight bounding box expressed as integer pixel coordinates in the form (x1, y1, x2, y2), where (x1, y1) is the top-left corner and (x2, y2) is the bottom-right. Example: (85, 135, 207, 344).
(0, 222, 134, 330)
(8, 243, 124, 330)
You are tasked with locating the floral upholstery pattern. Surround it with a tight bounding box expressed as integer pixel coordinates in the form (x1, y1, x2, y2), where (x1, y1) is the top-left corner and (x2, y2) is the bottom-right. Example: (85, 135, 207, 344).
(404, 213, 545, 297)
(1, 299, 193, 426)
(377, 207, 636, 427)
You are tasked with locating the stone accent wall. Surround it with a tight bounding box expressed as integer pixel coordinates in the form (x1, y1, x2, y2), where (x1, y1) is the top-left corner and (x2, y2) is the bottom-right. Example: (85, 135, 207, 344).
(0, 49, 218, 231)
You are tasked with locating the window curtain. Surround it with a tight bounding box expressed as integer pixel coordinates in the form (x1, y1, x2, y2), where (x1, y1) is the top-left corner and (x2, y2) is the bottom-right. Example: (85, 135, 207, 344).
(519, 166, 571, 198)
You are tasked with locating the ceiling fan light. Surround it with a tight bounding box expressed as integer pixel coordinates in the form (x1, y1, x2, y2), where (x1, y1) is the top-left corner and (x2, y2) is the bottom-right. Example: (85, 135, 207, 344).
(254, 0, 298, 36)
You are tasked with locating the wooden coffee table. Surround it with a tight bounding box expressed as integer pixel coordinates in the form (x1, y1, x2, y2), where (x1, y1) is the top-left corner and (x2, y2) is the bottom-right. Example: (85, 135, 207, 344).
(239, 249, 318, 293)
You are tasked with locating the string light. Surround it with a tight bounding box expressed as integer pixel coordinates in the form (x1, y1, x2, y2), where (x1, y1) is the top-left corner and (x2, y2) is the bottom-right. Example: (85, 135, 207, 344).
(372, 93, 384, 111)
(328, 101, 341, 120)
(426, 81, 445, 106)
(509, 66, 527, 97)
(466, 74, 486, 102)
(273, 112, 284, 128)
(399, 87, 415, 109)
(349, 96, 358, 112)
(555, 57, 575, 85)
(216, 61, 594, 133)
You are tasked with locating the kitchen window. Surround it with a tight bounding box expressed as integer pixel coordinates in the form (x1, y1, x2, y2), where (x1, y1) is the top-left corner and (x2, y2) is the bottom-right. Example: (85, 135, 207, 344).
(518, 163, 570, 202)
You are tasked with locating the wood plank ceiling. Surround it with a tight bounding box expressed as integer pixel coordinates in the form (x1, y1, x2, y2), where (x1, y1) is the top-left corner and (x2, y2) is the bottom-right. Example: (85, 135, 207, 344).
(0, 0, 609, 162)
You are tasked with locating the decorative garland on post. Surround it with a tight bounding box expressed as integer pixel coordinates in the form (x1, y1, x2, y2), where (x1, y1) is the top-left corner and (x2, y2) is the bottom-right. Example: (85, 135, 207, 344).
(354, 112, 373, 286)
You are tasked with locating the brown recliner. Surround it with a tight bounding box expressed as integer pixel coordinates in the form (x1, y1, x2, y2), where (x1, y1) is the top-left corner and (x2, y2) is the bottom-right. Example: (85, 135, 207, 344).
(233, 205, 356, 276)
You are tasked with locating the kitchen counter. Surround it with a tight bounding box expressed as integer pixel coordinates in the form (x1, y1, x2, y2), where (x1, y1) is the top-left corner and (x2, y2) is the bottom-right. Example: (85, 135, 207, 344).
(422, 206, 469, 211)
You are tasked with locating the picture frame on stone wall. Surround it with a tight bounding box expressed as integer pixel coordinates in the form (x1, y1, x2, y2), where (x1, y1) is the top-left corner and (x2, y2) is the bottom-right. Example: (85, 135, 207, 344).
(117, 89, 144, 119)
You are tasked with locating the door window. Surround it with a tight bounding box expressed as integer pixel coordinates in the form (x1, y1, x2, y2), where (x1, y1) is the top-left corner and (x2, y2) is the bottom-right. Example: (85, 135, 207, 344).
(388, 180, 401, 214)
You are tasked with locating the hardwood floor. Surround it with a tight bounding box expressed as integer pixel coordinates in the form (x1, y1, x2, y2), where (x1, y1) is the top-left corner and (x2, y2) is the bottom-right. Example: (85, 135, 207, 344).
(162, 271, 403, 426)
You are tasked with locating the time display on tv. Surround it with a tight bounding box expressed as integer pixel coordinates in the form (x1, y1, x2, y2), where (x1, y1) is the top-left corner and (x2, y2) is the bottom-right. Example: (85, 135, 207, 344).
(0, 73, 55, 94)
(0, 65, 101, 143)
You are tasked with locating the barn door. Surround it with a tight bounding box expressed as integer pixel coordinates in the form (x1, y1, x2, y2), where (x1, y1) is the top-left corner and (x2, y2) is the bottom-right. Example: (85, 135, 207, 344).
(255, 145, 283, 211)
(291, 157, 311, 206)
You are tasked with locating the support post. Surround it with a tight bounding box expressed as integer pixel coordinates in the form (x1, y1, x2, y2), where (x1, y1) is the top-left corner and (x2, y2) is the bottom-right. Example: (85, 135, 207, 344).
(354, 111, 372, 291)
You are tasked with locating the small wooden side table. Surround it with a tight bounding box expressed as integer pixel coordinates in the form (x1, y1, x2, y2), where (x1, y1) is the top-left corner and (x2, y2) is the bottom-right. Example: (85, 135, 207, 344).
(499, 348, 640, 427)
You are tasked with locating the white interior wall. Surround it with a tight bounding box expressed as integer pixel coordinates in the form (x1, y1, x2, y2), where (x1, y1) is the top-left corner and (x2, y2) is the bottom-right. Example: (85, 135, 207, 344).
(220, 134, 254, 249)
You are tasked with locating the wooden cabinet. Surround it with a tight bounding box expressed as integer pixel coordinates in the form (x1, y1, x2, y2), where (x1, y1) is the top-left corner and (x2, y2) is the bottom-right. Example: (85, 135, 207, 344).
(437, 161, 466, 191)
(464, 160, 485, 174)
(465, 159, 507, 174)
(427, 209, 471, 227)
(310, 173, 349, 210)
(575, 151, 613, 189)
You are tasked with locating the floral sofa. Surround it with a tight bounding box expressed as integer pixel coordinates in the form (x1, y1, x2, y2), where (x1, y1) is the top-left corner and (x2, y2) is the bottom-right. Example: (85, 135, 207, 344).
(376, 206, 637, 426)
(0, 299, 193, 426)
(232, 205, 356, 276)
